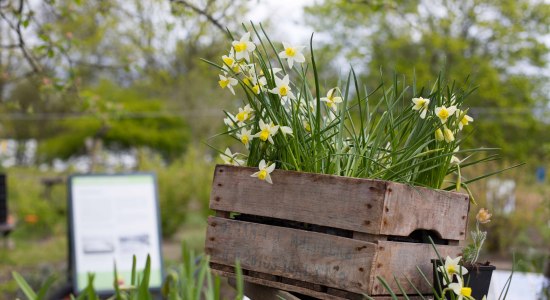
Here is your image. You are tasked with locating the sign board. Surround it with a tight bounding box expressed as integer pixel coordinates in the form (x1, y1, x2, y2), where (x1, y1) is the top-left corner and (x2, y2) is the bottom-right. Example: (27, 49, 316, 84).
(68, 174, 163, 293)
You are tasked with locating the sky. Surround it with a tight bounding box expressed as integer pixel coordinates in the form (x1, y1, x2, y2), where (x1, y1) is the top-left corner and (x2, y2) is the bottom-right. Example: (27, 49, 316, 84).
(247, 0, 316, 44)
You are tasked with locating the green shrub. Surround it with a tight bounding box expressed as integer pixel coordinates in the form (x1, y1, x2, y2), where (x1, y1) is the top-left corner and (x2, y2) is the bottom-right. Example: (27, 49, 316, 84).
(137, 146, 215, 238)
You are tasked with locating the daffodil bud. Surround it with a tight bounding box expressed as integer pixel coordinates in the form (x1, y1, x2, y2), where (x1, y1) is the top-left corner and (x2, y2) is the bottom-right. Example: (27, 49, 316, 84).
(435, 128, 444, 141)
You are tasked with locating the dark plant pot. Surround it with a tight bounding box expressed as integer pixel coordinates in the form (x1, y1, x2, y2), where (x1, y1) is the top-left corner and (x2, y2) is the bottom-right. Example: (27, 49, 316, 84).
(432, 259, 496, 300)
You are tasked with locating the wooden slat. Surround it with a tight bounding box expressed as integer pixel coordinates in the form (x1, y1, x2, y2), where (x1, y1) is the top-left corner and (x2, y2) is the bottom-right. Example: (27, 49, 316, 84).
(210, 165, 468, 239)
(213, 268, 347, 300)
(369, 241, 463, 295)
(210, 165, 387, 235)
(380, 182, 469, 240)
(205, 216, 376, 294)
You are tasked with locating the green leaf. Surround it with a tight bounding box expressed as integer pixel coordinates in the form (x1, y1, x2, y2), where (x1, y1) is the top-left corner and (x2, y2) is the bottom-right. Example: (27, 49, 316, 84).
(12, 272, 37, 300)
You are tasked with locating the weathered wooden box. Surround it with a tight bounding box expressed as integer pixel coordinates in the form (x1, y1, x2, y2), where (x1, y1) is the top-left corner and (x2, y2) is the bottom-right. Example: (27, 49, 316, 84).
(205, 165, 469, 299)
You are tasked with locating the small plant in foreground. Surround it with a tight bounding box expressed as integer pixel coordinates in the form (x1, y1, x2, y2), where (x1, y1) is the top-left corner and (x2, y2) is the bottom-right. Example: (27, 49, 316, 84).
(12, 245, 243, 300)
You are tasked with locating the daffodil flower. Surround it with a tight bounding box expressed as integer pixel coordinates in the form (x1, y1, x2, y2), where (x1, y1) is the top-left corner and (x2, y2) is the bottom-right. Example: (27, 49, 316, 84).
(221, 49, 240, 73)
(450, 155, 461, 165)
(280, 126, 293, 137)
(269, 75, 296, 101)
(223, 112, 238, 129)
(435, 105, 457, 124)
(236, 104, 254, 123)
(218, 74, 238, 95)
(220, 148, 245, 166)
(456, 109, 474, 130)
(435, 128, 444, 141)
(278, 42, 306, 69)
(320, 88, 343, 111)
(437, 256, 468, 285)
(232, 32, 256, 62)
(448, 277, 474, 300)
(254, 120, 279, 144)
(250, 159, 276, 184)
(236, 128, 253, 147)
(412, 97, 430, 119)
(443, 125, 455, 143)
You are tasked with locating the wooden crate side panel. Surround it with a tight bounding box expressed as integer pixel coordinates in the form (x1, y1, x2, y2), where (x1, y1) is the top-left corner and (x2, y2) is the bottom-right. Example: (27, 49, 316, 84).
(369, 241, 463, 295)
(210, 165, 387, 234)
(205, 216, 376, 294)
(381, 182, 469, 240)
(211, 268, 347, 300)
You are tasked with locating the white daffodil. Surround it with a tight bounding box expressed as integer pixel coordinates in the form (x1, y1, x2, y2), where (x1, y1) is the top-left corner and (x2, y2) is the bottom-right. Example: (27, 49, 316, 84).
(247, 72, 267, 95)
(235, 104, 254, 123)
(223, 112, 238, 130)
(448, 277, 474, 300)
(412, 97, 430, 119)
(278, 42, 306, 69)
(437, 256, 469, 285)
(456, 109, 474, 130)
(269, 75, 296, 101)
(320, 88, 343, 111)
(232, 32, 256, 62)
(236, 127, 253, 147)
(435, 128, 444, 141)
(254, 120, 279, 144)
(435, 105, 457, 124)
(220, 148, 245, 166)
(280, 126, 293, 137)
(221, 49, 240, 73)
(250, 159, 276, 184)
(218, 74, 238, 95)
(443, 125, 455, 143)
(450, 155, 461, 165)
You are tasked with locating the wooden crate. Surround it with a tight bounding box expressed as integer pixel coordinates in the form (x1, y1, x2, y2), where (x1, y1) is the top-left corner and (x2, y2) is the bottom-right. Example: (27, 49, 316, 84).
(205, 165, 469, 299)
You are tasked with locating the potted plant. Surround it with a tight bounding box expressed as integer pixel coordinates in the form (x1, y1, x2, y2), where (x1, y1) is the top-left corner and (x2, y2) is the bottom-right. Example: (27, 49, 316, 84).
(203, 24, 511, 298)
(432, 208, 496, 300)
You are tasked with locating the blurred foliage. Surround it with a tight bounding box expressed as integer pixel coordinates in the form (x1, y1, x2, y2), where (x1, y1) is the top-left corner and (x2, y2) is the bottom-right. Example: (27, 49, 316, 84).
(37, 80, 189, 164)
(305, 0, 550, 163)
(137, 146, 215, 238)
(5, 168, 67, 237)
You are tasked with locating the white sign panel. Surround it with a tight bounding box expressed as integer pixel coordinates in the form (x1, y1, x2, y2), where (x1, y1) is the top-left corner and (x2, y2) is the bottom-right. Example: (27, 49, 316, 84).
(69, 174, 163, 293)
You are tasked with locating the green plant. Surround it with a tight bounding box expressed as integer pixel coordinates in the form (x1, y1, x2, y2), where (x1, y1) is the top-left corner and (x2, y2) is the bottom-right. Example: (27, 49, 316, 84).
(205, 23, 516, 199)
(12, 245, 244, 300)
(463, 208, 492, 265)
(366, 237, 514, 300)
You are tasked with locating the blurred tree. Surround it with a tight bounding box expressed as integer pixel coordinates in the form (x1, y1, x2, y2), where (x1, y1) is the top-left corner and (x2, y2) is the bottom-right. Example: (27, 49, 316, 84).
(0, 0, 250, 167)
(305, 0, 550, 162)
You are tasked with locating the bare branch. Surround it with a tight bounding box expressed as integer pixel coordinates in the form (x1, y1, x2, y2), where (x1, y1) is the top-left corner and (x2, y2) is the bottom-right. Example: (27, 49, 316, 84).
(0, 0, 43, 74)
(169, 0, 226, 33)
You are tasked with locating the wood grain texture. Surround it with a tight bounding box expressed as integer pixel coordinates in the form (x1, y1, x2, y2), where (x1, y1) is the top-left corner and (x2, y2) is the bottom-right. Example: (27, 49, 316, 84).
(213, 268, 347, 300)
(210, 165, 387, 234)
(380, 182, 469, 240)
(369, 241, 463, 295)
(205, 216, 376, 294)
(210, 165, 468, 239)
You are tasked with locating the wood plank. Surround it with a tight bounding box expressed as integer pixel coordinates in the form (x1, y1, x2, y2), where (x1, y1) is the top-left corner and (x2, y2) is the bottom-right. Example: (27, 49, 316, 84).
(205, 216, 376, 294)
(210, 165, 387, 235)
(213, 268, 347, 300)
(210, 165, 468, 239)
(227, 278, 302, 300)
(369, 241, 463, 295)
(381, 182, 469, 240)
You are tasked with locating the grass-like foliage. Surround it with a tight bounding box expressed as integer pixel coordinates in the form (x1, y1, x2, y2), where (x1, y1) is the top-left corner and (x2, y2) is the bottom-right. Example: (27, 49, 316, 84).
(205, 23, 514, 195)
(12, 245, 243, 300)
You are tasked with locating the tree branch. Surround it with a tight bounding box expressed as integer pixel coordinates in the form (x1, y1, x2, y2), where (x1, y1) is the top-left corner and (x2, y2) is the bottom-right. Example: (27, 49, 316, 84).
(169, 0, 226, 34)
